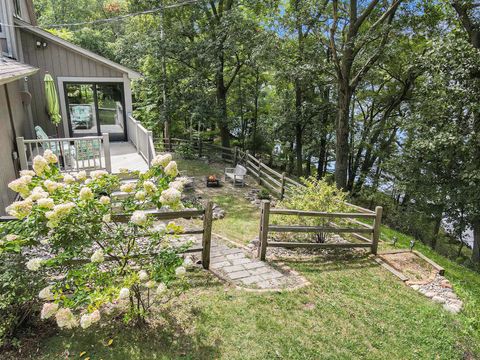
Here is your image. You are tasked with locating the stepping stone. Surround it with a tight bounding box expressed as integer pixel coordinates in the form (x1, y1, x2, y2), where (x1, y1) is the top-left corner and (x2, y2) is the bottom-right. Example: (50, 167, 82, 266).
(248, 266, 271, 276)
(244, 262, 267, 270)
(241, 275, 263, 285)
(211, 261, 232, 269)
(229, 270, 251, 280)
(443, 303, 462, 314)
(223, 265, 245, 273)
(231, 258, 251, 266)
(261, 271, 283, 280)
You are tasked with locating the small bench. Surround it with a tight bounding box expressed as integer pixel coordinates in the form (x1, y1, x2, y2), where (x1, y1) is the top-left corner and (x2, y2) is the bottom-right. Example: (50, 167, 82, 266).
(224, 164, 247, 187)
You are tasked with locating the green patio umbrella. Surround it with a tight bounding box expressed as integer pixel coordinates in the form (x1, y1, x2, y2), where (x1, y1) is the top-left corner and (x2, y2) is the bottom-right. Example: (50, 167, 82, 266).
(44, 73, 62, 127)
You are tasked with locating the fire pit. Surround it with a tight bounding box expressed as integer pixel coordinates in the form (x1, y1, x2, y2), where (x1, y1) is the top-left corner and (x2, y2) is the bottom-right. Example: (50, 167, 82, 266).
(206, 175, 220, 187)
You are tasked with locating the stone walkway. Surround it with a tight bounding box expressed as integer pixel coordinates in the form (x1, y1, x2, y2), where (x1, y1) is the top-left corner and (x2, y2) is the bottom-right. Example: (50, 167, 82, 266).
(208, 241, 308, 290)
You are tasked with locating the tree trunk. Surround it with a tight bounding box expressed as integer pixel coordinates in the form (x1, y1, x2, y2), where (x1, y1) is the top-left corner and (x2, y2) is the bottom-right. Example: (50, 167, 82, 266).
(216, 63, 230, 149)
(431, 211, 443, 250)
(317, 134, 327, 179)
(335, 83, 351, 189)
(472, 219, 480, 264)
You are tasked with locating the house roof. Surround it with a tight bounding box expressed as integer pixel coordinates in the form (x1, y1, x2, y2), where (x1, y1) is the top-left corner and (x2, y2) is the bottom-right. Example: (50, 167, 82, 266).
(14, 19, 142, 79)
(0, 57, 38, 85)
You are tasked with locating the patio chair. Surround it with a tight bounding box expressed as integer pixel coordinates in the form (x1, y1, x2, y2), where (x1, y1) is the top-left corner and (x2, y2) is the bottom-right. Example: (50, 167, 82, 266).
(224, 164, 247, 187)
(35, 126, 75, 165)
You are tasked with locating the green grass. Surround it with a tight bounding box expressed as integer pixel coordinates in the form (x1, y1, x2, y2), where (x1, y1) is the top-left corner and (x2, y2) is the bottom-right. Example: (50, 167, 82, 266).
(211, 194, 259, 244)
(14, 255, 479, 359)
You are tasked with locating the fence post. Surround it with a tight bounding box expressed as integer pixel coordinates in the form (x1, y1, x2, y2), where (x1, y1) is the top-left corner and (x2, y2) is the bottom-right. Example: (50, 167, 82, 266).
(147, 130, 153, 167)
(280, 172, 286, 200)
(371, 206, 383, 255)
(16, 137, 28, 170)
(102, 133, 112, 173)
(258, 200, 270, 261)
(202, 202, 213, 269)
(233, 146, 238, 166)
(135, 123, 140, 154)
(258, 160, 263, 185)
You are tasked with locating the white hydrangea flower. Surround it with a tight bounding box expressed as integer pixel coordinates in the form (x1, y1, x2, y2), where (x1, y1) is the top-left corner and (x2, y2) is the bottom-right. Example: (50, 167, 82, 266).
(80, 310, 101, 329)
(41, 303, 59, 319)
(90, 249, 105, 263)
(33, 155, 49, 176)
(8, 176, 32, 196)
(55, 308, 78, 329)
(43, 149, 58, 164)
(131, 211, 147, 226)
(20, 170, 36, 177)
(90, 170, 108, 179)
(6, 199, 33, 219)
(38, 286, 54, 301)
(44, 180, 60, 193)
(164, 161, 178, 177)
(152, 153, 172, 167)
(26, 258, 42, 271)
(156, 283, 167, 296)
(5, 234, 19, 242)
(76, 171, 87, 181)
(37, 198, 55, 209)
(145, 280, 156, 289)
(63, 174, 75, 184)
(160, 188, 181, 205)
(169, 180, 184, 192)
(79, 187, 94, 201)
(143, 181, 157, 194)
(119, 287, 130, 299)
(138, 270, 149, 282)
(102, 214, 111, 223)
(135, 191, 146, 201)
(175, 266, 186, 277)
(120, 183, 135, 193)
(99, 196, 111, 205)
(29, 186, 49, 201)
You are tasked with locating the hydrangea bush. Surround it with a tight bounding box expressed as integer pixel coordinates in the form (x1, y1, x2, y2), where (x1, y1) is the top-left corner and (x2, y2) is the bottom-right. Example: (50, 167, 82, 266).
(0, 150, 193, 329)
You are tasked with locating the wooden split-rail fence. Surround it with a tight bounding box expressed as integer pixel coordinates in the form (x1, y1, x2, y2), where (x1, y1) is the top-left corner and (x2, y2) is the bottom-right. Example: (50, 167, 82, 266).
(159, 138, 383, 258)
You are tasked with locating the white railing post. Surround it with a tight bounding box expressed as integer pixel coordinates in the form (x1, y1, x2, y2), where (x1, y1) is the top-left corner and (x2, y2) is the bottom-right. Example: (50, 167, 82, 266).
(135, 121, 140, 154)
(147, 130, 153, 167)
(16, 137, 28, 170)
(103, 133, 112, 173)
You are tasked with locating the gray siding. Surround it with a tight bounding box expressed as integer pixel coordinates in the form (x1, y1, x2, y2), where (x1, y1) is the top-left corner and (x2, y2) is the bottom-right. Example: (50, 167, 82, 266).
(20, 29, 124, 136)
(0, 80, 28, 215)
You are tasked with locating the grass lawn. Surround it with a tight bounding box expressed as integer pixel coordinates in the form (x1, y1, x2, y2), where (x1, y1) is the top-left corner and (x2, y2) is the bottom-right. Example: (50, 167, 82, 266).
(15, 254, 478, 359)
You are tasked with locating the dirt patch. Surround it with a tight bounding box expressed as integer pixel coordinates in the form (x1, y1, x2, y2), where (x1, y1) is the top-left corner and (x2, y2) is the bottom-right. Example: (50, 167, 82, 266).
(379, 252, 437, 283)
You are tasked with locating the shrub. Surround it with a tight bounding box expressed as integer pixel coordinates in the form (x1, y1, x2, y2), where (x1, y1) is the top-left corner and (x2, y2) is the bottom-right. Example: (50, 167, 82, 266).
(274, 177, 349, 242)
(176, 142, 197, 160)
(0, 150, 192, 331)
(0, 251, 41, 348)
(257, 189, 271, 200)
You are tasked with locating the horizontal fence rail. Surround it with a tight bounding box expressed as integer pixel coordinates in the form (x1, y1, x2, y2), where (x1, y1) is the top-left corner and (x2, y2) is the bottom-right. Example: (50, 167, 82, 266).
(112, 202, 213, 269)
(1, 203, 213, 270)
(127, 116, 156, 167)
(17, 133, 111, 173)
(258, 201, 383, 260)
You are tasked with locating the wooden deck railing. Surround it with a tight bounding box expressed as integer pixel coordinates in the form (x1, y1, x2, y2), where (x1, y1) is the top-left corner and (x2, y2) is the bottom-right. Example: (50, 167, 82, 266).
(258, 201, 383, 260)
(127, 116, 156, 167)
(17, 133, 111, 173)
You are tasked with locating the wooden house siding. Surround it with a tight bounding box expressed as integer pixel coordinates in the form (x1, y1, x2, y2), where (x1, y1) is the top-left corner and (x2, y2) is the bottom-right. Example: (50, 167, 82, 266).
(20, 29, 124, 136)
(0, 80, 29, 215)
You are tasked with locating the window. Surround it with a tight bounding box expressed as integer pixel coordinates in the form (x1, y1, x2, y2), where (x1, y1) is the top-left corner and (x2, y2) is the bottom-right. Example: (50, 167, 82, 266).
(13, 0, 21, 18)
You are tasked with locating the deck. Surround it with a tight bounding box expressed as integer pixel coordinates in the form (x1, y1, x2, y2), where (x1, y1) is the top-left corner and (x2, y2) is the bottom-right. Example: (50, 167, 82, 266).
(110, 142, 149, 173)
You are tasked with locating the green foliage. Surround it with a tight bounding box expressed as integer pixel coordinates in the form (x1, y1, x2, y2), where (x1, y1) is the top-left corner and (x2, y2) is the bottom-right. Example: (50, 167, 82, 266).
(1, 151, 189, 330)
(257, 189, 271, 200)
(0, 252, 42, 349)
(176, 142, 197, 160)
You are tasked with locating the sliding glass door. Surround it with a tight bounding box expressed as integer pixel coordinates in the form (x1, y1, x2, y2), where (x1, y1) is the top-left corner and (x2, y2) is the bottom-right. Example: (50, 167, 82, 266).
(64, 82, 126, 141)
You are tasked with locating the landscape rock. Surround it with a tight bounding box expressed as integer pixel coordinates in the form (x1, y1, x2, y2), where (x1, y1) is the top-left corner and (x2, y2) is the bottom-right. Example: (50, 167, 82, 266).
(443, 303, 462, 314)
(432, 296, 446, 304)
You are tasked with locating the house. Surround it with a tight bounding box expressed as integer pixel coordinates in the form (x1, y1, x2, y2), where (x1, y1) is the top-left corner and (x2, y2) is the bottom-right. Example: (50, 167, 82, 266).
(0, 0, 144, 215)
